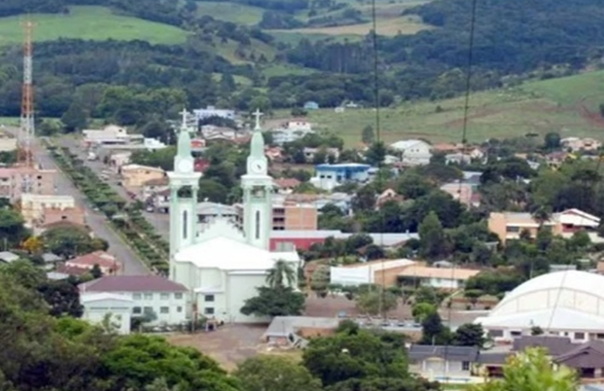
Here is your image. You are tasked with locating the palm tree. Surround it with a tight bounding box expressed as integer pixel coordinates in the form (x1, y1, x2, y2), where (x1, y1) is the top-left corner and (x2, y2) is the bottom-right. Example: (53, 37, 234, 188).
(266, 260, 296, 288)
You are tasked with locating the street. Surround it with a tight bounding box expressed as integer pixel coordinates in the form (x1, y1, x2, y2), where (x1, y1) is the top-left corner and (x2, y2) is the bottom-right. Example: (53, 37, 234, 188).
(57, 136, 171, 239)
(6, 128, 151, 275)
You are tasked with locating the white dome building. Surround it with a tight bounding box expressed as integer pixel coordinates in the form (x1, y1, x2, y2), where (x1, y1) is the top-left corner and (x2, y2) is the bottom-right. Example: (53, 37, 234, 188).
(474, 270, 604, 343)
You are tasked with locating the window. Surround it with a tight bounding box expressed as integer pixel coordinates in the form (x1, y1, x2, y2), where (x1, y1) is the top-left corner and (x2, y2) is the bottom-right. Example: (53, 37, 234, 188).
(506, 226, 520, 233)
(575, 332, 585, 340)
(132, 293, 142, 300)
(177, 306, 182, 313)
(183, 210, 188, 240)
(204, 307, 215, 315)
(255, 211, 260, 240)
(488, 329, 504, 338)
(175, 293, 183, 299)
(510, 331, 522, 337)
(144, 293, 153, 300)
(462, 361, 470, 371)
(160, 307, 169, 314)
(133, 306, 142, 314)
(143, 306, 153, 314)
(160, 293, 169, 300)
(596, 333, 604, 339)
(204, 295, 215, 302)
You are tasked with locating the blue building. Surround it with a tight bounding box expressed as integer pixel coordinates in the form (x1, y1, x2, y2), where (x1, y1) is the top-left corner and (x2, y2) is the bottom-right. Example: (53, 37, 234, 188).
(304, 101, 320, 110)
(310, 163, 372, 191)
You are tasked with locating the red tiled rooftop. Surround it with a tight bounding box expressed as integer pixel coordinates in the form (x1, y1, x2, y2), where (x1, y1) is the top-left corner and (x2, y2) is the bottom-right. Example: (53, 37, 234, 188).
(67, 251, 120, 269)
(274, 178, 301, 188)
(80, 275, 188, 293)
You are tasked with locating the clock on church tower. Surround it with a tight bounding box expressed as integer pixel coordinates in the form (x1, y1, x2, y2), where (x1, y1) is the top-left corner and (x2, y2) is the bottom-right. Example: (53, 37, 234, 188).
(241, 109, 272, 250)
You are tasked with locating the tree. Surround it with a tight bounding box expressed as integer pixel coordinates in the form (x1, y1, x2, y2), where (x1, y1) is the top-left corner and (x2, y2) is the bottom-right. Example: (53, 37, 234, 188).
(453, 323, 485, 348)
(469, 348, 577, 391)
(531, 326, 544, 336)
(240, 286, 305, 317)
(90, 264, 103, 279)
(0, 208, 29, 248)
(361, 125, 374, 144)
(412, 302, 437, 322)
(61, 101, 88, 133)
(235, 356, 322, 391)
(355, 287, 398, 316)
(310, 264, 330, 292)
(543, 132, 561, 150)
(418, 211, 447, 260)
(40, 225, 107, 258)
(22, 236, 43, 253)
(420, 311, 451, 345)
(364, 141, 386, 166)
(266, 260, 296, 288)
(38, 278, 84, 318)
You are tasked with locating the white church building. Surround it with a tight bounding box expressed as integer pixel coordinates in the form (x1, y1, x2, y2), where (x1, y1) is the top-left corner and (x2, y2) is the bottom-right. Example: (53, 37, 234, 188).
(168, 110, 300, 323)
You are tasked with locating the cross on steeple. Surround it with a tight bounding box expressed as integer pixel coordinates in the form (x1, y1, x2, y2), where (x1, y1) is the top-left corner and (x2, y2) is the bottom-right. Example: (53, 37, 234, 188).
(252, 109, 263, 130)
(180, 108, 188, 130)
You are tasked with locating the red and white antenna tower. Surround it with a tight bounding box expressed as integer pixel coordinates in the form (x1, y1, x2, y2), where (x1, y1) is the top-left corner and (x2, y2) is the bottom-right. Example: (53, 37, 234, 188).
(19, 20, 34, 169)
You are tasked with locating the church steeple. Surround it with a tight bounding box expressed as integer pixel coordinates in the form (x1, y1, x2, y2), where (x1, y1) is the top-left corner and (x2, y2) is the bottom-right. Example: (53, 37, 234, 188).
(241, 109, 272, 250)
(174, 109, 194, 173)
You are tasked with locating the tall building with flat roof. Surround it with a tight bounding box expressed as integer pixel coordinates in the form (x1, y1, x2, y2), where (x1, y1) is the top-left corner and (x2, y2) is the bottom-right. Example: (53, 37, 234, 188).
(0, 166, 56, 202)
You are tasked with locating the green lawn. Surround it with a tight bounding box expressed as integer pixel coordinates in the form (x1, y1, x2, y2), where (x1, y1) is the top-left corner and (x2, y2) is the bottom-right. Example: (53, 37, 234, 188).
(0, 6, 189, 46)
(271, 70, 604, 147)
(196, 1, 265, 25)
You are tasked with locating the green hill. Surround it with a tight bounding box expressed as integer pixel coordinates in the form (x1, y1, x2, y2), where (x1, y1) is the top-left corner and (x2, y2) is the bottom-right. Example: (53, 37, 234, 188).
(272, 70, 604, 146)
(0, 6, 188, 46)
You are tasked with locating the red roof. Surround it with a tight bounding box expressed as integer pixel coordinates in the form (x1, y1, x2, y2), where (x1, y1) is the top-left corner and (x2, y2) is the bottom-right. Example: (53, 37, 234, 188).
(66, 251, 120, 270)
(80, 275, 188, 292)
(55, 264, 90, 276)
(274, 178, 301, 188)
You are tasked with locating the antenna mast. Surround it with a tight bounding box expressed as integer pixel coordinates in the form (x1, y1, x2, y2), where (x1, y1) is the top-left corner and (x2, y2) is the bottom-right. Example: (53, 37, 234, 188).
(19, 20, 34, 170)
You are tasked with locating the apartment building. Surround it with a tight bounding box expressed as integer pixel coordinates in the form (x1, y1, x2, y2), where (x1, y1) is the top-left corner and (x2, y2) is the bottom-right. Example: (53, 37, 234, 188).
(20, 194, 84, 228)
(488, 208, 600, 244)
(0, 167, 56, 202)
(234, 200, 318, 231)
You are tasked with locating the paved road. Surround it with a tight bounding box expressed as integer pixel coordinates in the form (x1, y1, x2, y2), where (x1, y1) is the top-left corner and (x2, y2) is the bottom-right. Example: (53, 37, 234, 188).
(57, 136, 171, 239)
(5, 128, 151, 275)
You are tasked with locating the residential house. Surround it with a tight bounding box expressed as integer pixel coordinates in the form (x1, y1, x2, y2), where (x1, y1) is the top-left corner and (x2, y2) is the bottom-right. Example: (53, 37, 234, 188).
(304, 101, 320, 110)
(0, 251, 19, 264)
(193, 106, 235, 120)
(440, 183, 477, 207)
(561, 137, 602, 152)
(120, 164, 165, 188)
(445, 153, 473, 165)
(141, 177, 170, 202)
(330, 259, 416, 287)
(265, 147, 284, 162)
(263, 316, 339, 346)
(274, 178, 301, 194)
(108, 152, 131, 173)
(19, 194, 84, 228)
(390, 139, 433, 166)
(555, 340, 604, 379)
(65, 251, 121, 275)
(142, 138, 167, 150)
(398, 265, 481, 290)
(488, 209, 600, 245)
(310, 163, 372, 191)
(303, 147, 340, 163)
(271, 128, 314, 145)
(408, 345, 479, 379)
(0, 166, 56, 202)
(79, 275, 189, 333)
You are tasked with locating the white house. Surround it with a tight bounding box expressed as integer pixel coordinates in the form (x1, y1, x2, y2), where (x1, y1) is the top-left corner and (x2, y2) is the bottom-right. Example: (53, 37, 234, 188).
(79, 275, 189, 331)
(271, 128, 314, 145)
(193, 106, 236, 121)
(390, 139, 432, 166)
(80, 293, 134, 335)
(168, 110, 300, 323)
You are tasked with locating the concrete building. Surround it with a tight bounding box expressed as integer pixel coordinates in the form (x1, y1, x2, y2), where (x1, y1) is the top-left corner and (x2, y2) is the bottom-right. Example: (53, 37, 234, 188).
(0, 166, 56, 202)
(83, 125, 143, 146)
(390, 139, 433, 166)
(271, 128, 314, 145)
(561, 137, 602, 152)
(408, 345, 479, 379)
(19, 194, 84, 228)
(0, 137, 17, 152)
(270, 201, 317, 231)
(310, 163, 372, 191)
(398, 265, 481, 290)
(80, 293, 134, 334)
(120, 164, 165, 188)
(303, 147, 340, 163)
(475, 271, 604, 344)
(330, 259, 416, 286)
(269, 231, 419, 252)
(488, 209, 600, 245)
(79, 275, 189, 332)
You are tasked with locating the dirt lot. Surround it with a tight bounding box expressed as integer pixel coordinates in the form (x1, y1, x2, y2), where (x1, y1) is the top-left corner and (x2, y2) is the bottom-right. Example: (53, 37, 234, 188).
(167, 297, 483, 371)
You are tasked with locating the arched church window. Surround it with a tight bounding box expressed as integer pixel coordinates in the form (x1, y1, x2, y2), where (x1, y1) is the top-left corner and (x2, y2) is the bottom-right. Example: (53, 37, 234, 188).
(255, 211, 260, 240)
(183, 210, 188, 240)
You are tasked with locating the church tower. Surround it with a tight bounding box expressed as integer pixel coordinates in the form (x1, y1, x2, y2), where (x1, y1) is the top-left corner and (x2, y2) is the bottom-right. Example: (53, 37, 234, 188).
(168, 110, 201, 279)
(241, 110, 272, 250)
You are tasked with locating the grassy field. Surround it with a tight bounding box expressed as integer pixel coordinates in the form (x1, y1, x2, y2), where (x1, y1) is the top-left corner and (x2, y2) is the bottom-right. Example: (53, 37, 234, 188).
(196, 1, 265, 25)
(271, 70, 604, 146)
(0, 6, 189, 46)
